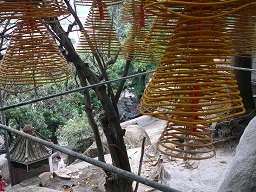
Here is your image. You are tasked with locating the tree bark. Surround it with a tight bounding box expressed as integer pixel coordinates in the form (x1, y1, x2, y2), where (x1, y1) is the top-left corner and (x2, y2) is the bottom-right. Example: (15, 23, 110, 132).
(100, 115, 133, 192)
(233, 55, 255, 113)
(49, 19, 133, 191)
(77, 71, 106, 163)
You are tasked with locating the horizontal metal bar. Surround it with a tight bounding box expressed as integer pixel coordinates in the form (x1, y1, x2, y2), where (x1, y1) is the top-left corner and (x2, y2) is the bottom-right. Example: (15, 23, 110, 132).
(0, 123, 180, 192)
(0, 70, 156, 111)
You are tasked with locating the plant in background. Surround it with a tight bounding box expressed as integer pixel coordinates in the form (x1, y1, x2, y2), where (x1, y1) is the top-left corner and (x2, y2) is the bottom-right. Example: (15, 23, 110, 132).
(56, 110, 93, 150)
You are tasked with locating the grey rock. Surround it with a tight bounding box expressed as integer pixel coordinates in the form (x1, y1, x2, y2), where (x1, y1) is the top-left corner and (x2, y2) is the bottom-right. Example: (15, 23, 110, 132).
(124, 125, 151, 148)
(39, 172, 52, 187)
(217, 116, 256, 192)
(7, 186, 60, 192)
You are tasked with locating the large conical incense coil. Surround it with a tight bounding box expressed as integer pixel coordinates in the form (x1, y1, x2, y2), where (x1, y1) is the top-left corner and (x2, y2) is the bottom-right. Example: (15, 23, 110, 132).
(144, 0, 256, 19)
(122, 24, 157, 63)
(75, 0, 123, 6)
(156, 121, 215, 160)
(140, 5, 245, 125)
(122, 36, 156, 63)
(76, 1, 121, 58)
(144, 0, 256, 57)
(0, 0, 70, 22)
(225, 8, 256, 57)
(119, 0, 154, 29)
(0, 19, 73, 94)
(120, 0, 156, 63)
(143, 15, 179, 62)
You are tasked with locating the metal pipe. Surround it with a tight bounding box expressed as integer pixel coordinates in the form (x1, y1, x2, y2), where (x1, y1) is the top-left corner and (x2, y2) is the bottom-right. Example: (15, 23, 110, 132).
(0, 123, 181, 192)
(0, 70, 156, 112)
(0, 92, 14, 186)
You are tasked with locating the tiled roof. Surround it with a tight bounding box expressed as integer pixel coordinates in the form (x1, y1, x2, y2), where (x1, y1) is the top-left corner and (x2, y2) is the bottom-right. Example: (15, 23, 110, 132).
(9, 126, 52, 165)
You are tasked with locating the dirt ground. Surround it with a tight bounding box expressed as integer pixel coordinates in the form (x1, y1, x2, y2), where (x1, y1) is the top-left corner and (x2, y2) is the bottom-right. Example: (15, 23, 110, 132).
(37, 138, 238, 192)
(7, 119, 239, 192)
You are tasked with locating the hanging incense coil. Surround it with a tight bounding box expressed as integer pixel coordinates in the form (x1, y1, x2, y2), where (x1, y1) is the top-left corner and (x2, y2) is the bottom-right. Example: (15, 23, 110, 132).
(144, 0, 256, 57)
(225, 8, 256, 57)
(119, 0, 154, 28)
(119, 0, 147, 24)
(142, 15, 179, 62)
(156, 121, 215, 160)
(76, 1, 121, 58)
(120, 0, 156, 63)
(0, 19, 73, 93)
(140, 5, 245, 125)
(144, 0, 256, 18)
(122, 27, 157, 63)
(0, 0, 70, 22)
(75, 0, 123, 6)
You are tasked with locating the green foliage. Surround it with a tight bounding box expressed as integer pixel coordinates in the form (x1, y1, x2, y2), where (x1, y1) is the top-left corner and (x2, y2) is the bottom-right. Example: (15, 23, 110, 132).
(3, 77, 86, 138)
(56, 111, 93, 145)
(124, 60, 157, 99)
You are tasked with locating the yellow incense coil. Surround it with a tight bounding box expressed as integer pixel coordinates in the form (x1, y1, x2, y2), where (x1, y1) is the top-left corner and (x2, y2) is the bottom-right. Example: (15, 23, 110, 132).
(140, 4, 245, 125)
(0, 19, 73, 94)
(119, 0, 151, 24)
(144, 0, 256, 19)
(143, 15, 179, 62)
(225, 8, 256, 57)
(156, 121, 216, 160)
(144, 0, 256, 57)
(76, 1, 121, 58)
(0, 0, 70, 22)
(75, 0, 123, 6)
(120, 0, 156, 63)
(122, 24, 157, 63)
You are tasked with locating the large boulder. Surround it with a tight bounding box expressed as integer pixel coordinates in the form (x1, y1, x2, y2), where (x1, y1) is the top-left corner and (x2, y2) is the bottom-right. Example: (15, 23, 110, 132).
(84, 125, 151, 159)
(124, 125, 151, 148)
(217, 116, 256, 192)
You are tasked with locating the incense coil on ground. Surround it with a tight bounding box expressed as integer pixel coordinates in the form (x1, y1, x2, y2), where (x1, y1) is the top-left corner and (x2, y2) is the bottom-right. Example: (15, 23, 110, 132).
(156, 121, 216, 160)
(0, 19, 73, 93)
(76, 1, 121, 58)
(140, 5, 245, 125)
(0, 0, 70, 22)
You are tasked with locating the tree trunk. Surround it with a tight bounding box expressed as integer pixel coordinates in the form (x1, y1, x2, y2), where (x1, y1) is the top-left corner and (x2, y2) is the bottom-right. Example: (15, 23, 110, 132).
(49, 20, 133, 191)
(77, 71, 106, 163)
(100, 115, 133, 192)
(233, 55, 255, 113)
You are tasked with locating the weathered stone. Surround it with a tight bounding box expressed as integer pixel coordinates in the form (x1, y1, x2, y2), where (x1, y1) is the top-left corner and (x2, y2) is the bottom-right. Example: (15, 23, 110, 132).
(7, 186, 60, 192)
(39, 172, 52, 187)
(124, 125, 151, 148)
(217, 116, 256, 192)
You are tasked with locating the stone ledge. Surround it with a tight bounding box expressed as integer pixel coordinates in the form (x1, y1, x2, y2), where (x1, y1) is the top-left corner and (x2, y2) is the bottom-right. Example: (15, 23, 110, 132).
(121, 115, 158, 129)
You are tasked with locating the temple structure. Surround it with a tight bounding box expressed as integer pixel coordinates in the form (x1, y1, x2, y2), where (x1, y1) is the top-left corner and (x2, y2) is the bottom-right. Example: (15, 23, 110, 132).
(9, 125, 52, 185)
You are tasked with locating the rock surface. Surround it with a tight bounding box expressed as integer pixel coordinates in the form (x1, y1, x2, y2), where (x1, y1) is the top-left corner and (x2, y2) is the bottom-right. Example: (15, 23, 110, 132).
(217, 116, 256, 192)
(8, 186, 60, 192)
(124, 125, 151, 148)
